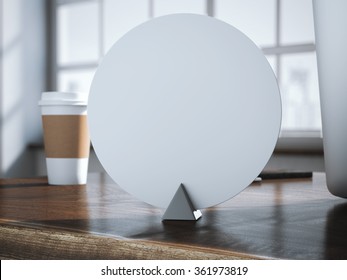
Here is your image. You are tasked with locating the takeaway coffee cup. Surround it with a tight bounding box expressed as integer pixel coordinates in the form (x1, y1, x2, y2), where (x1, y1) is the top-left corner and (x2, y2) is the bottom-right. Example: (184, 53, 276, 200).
(39, 91, 90, 185)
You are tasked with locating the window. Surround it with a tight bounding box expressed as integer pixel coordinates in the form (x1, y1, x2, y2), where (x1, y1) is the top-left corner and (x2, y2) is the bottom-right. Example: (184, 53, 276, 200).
(103, 0, 149, 54)
(51, 0, 321, 137)
(153, 0, 206, 17)
(55, 0, 100, 93)
(215, 0, 277, 47)
(215, 0, 320, 134)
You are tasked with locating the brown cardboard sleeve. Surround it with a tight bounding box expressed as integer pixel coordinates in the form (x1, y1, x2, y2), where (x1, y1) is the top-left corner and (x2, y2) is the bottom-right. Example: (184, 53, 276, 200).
(42, 115, 90, 158)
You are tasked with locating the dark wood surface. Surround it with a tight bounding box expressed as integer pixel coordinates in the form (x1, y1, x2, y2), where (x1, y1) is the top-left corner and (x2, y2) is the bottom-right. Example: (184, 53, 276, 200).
(1, 172, 347, 259)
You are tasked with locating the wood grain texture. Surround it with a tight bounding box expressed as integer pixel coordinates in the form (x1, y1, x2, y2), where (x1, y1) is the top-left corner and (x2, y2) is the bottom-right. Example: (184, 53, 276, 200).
(1, 173, 347, 259)
(0, 224, 260, 260)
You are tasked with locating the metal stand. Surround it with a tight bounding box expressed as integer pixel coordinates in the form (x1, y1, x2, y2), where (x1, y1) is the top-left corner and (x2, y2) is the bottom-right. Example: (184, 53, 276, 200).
(162, 184, 202, 221)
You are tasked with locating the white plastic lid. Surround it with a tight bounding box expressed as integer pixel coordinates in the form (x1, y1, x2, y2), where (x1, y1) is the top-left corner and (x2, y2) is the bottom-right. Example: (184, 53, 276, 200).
(38, 91, 88, 106)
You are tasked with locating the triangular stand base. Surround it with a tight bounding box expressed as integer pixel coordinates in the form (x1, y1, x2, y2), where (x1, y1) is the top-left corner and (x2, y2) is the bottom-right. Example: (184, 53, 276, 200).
(162, 184, 202, 221)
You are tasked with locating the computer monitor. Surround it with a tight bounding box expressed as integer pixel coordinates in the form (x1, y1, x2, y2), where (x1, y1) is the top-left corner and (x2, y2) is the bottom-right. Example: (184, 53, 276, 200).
(313, 0, 347, 197)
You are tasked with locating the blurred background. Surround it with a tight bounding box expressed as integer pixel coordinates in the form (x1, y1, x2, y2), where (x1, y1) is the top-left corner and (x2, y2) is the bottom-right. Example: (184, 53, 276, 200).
(0, 0, 324, 178)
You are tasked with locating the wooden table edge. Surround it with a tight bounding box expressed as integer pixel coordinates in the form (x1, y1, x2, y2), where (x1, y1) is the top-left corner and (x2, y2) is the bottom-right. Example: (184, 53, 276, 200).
(0, 223, 267, 260)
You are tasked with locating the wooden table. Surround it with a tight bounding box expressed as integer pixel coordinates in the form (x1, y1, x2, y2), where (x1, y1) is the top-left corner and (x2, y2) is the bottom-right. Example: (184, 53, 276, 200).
(1, 172, 347, 260)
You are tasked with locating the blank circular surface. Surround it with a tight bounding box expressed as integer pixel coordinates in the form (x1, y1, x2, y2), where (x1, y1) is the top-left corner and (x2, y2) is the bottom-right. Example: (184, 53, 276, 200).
(88, 14, 281, 209)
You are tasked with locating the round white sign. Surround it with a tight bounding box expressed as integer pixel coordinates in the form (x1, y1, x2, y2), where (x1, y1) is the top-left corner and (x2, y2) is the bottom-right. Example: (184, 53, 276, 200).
(88, 14, 281, 209)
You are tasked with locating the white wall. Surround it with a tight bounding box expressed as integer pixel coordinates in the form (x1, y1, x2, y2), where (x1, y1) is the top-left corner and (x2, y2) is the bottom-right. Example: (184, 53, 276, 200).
(0, 0, 46, 176)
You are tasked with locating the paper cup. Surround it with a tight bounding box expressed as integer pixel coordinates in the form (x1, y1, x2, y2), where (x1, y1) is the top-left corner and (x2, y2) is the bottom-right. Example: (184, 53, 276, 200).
(39, 92, 90, 185)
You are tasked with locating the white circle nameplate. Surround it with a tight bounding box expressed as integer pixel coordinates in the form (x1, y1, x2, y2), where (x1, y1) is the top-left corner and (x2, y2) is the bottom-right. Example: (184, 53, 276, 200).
(88, 14, 281, 209)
